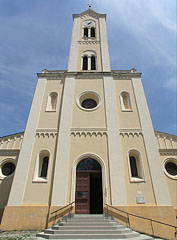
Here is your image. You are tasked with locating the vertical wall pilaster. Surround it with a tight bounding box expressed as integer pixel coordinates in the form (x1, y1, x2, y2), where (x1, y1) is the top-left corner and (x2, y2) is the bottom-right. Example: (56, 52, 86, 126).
(51, 76, 75, 206)
(68, 17, 80, 71)
(132, 77, 172, 205)
(103, 75, 126, 206)
(8, 78, 46, 206)
(99, 18, 111, 72)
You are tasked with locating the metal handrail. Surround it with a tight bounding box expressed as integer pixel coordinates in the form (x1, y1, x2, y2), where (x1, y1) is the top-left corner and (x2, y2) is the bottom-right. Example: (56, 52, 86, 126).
(50, 201, 75, 224)
(105, 203, 177, 238)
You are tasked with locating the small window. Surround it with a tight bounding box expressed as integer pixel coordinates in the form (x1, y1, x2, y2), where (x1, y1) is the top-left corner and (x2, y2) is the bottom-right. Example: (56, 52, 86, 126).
(82, 56, 88, 70)
(81, 99, 97, 109)
(163, 158, 177, 179)
(91, 56, 96, 70)
(84, 28, 88, 37)
(46, 92, 58, 111)
(91, 28, 95, 37)
(33, 150, 50, 182)
(128, 150, 144, 182)
(120, 92, 132, 111)
(130, 157, 138, 177)
(1, 162, 15, 177)
(77, 91, 101, 112)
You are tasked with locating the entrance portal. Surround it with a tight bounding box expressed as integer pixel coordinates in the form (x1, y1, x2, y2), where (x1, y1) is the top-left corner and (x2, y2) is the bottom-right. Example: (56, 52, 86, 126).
(75, 158, 103, 214)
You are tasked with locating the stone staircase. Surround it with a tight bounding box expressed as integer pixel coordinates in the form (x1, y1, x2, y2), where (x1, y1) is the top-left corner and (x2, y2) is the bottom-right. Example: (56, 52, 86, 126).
(36, 214, 157, 239)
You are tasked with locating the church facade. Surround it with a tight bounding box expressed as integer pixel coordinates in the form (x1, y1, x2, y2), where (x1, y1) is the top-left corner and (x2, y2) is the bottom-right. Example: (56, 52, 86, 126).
(0, 8, 177, 239)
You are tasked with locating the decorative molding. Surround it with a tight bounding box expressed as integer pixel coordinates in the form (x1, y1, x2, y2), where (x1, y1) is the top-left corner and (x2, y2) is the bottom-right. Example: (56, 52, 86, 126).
(78, 40, 100, 45)
(70, 131, 107, 137)
(47, 76, 64, 81)
(36, 129, 58, 137)
(113, 76, 132, 80)
(36, 132, 58, 138)
(76, 74, 103, 79)
(119, 129, 142, 137)
(159, 149, 177, 156)
(80, 14, 99, 19)
(0, 150, 20, 156)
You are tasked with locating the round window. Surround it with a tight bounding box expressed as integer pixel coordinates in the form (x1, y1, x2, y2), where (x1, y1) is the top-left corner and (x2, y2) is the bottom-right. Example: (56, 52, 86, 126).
(165, 162, 177, 176)
(81, 98, 97, 109)
(77, 91, 101, 111)
(2, 162, 15, 176)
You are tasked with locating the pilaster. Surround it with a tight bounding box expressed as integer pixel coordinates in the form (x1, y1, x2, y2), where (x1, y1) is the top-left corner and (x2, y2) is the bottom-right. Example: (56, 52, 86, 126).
(8, 78, 47, 205)
(103, 75, 126, 205)
(51, 75, 75, 206)
(132, 77, 172, 205)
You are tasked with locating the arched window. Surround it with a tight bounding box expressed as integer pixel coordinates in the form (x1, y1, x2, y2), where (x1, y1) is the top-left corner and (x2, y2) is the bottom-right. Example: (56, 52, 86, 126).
(46, 92, 58, 111)
(84, 28, 88, 37)
(82, 56, 88, 70)
(91, 28, 95, 37)
(120, 92, 132, 111)
(33, 150, 50, 182)
(39, 156, 49, 178)
(81, 51, 97, 71)
(128, 150, 144, 181)
(91, 56, 96, 70)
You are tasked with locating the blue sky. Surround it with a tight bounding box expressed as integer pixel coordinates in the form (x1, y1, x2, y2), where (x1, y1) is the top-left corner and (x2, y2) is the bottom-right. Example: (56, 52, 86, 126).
(0, 0, 176, 136)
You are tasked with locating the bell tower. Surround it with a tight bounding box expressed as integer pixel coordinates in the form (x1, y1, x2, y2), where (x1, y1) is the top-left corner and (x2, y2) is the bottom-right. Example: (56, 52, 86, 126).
(68, 7, 111, 72)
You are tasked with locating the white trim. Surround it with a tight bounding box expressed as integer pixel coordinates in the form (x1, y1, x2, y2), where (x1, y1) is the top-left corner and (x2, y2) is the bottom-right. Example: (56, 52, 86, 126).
(76, 91, 101, 112)
(70, 153, 108, 205)
(163, 158, 177, 180)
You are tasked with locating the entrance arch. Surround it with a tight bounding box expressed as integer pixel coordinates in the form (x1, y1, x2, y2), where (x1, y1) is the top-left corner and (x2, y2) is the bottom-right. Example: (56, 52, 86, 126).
(75, 158, 103, 214)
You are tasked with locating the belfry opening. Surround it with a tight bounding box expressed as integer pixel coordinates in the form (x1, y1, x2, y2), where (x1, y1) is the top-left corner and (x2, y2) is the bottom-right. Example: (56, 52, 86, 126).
(75, 158, 103, 214)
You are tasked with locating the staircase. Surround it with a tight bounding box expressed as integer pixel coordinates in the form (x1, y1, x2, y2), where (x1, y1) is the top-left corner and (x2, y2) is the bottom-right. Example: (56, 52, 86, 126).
(36, 214, 156, 239)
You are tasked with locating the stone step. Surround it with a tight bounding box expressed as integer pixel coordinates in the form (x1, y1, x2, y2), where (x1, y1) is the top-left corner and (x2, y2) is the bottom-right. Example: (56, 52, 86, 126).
(52, 225, 125, 230)
(44, 228, 132, 234)
(64, 218, 114, 222)
(37, 231, 140, 239)
(58, 221, 118, 226)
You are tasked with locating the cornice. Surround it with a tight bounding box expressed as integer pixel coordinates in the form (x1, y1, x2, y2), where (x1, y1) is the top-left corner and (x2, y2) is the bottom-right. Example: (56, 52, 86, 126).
(159, 149, 177, 156)
(36, 129, 58, 138)
(0, 149, 20, 156)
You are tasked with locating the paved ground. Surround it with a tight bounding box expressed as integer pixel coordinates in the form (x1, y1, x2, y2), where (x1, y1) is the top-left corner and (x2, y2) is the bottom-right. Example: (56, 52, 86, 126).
(0, 231, 38, 240)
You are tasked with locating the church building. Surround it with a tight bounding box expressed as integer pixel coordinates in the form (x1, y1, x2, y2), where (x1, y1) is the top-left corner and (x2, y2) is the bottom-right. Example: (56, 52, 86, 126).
(0, 8, 176, 239)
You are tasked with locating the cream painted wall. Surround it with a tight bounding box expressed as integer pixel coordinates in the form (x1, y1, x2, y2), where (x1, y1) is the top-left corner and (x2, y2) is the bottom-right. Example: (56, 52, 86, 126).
(160, 155, 177, 209)
(120, 134, 156, 205)
(37, 80, 64, 130)
(0, 153, 19, 208)
(71, 78, 106, 128)
(23, 135, 57, 204)
(68, 134, 111, 204)
(114, 79, 141, 129)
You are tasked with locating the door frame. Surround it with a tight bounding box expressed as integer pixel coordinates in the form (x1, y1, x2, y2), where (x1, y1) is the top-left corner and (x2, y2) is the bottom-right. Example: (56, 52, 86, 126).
(70, 153, 108, 205)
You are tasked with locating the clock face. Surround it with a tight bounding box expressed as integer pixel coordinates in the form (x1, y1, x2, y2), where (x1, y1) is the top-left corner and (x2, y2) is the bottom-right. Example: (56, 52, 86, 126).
(83, 20, 96, 27)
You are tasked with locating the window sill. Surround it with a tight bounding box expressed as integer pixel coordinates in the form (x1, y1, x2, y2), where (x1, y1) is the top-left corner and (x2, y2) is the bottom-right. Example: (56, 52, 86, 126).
(121, 109, 133, 112)
(83, 37, 96, 40)
(45, 110, 56, 112)
(32, 178, 48, 183)
(130, 177, 145, 183)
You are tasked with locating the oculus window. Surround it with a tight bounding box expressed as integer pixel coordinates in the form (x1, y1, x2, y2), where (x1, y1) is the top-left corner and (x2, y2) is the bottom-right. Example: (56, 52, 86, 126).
(77, 91, 101, 111)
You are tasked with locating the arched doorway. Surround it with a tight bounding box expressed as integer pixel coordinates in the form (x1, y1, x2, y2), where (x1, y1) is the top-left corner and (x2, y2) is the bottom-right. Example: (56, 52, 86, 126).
(75, 158, 103, 214)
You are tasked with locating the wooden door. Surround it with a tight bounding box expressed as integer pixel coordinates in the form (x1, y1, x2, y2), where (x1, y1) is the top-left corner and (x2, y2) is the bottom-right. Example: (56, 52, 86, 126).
(75, 172, 90, 214)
